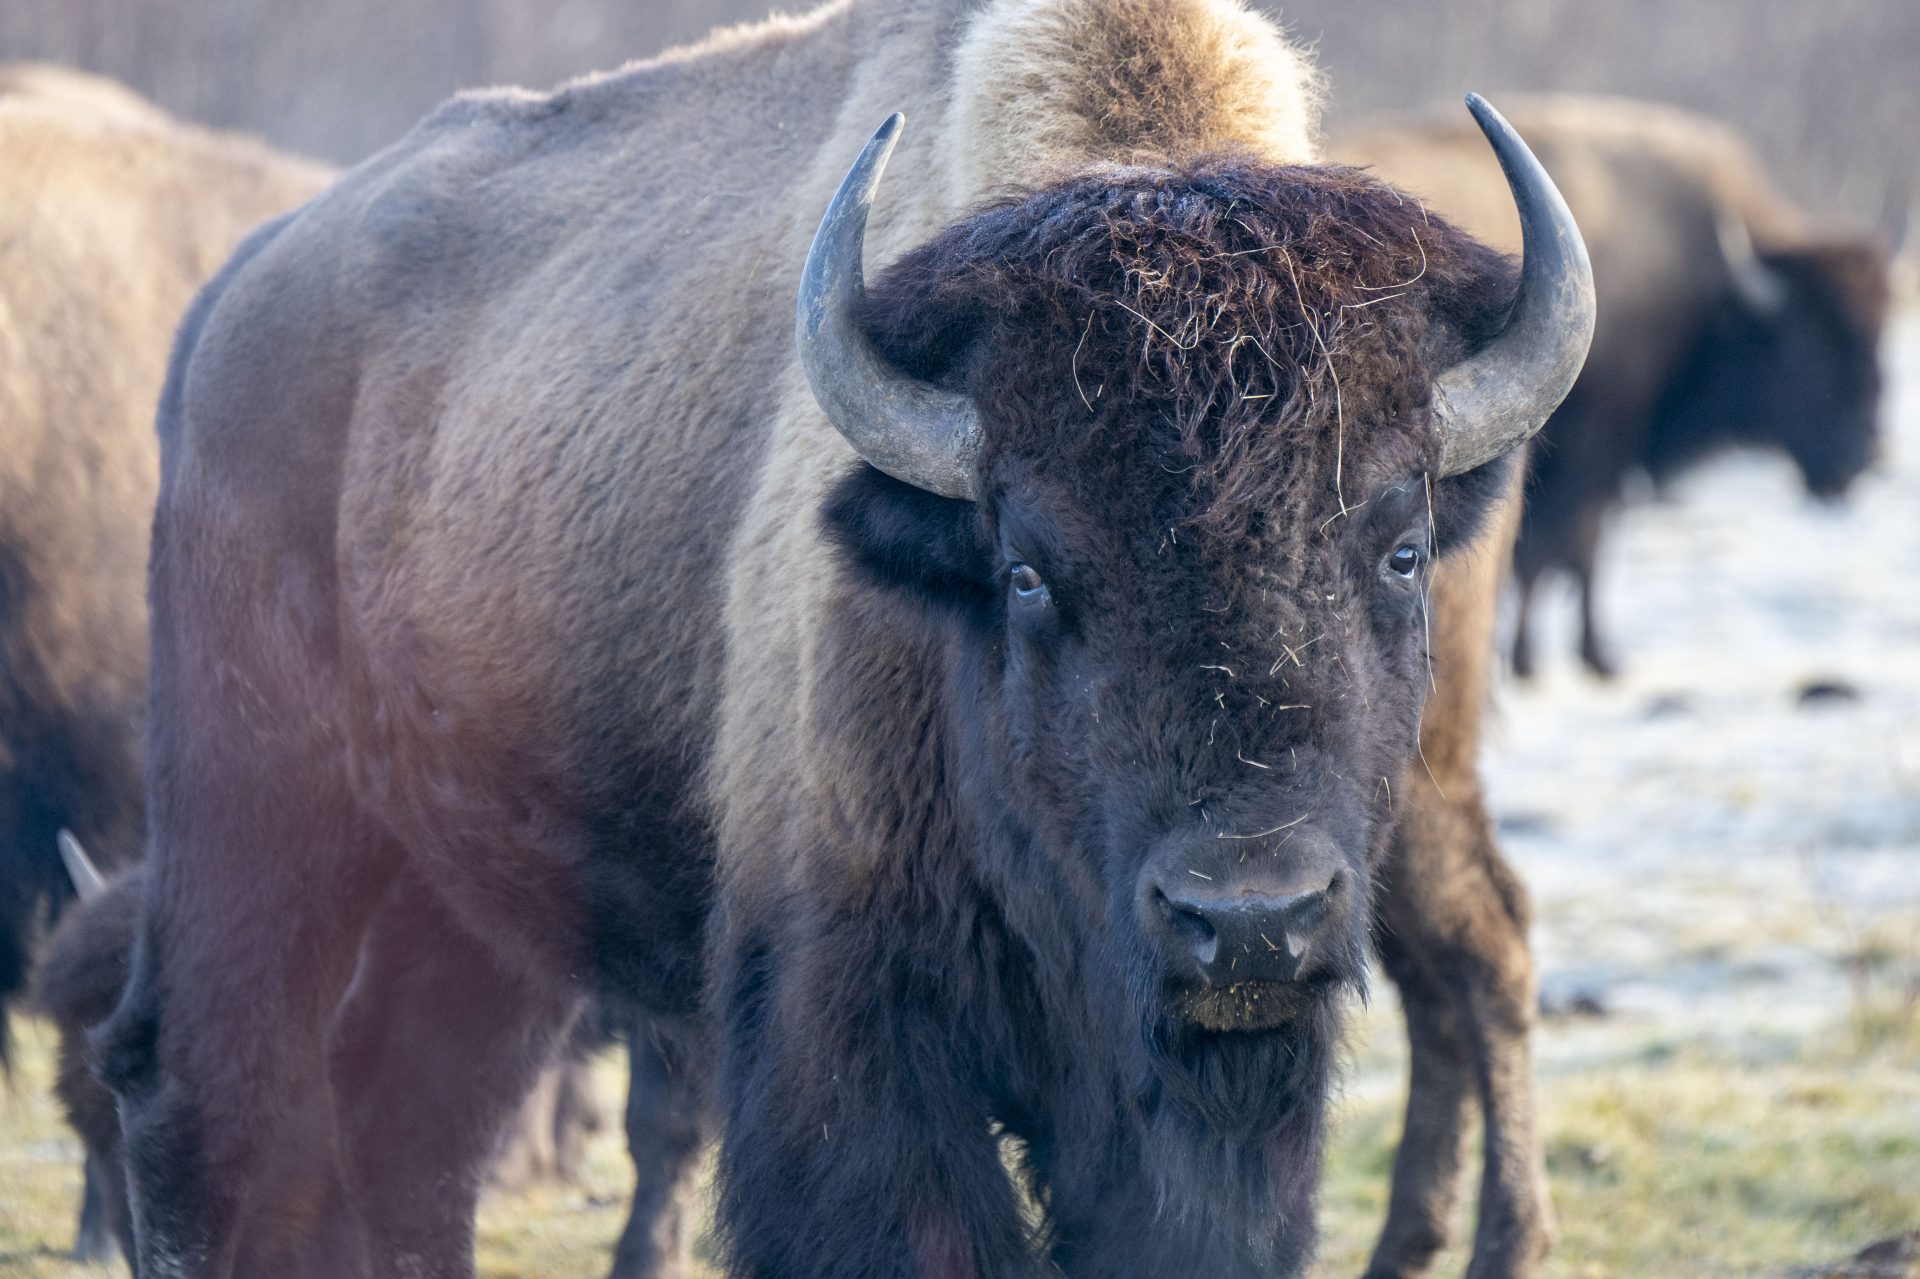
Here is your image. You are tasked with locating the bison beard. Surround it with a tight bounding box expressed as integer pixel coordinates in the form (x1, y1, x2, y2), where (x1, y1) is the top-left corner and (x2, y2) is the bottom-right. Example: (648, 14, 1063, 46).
(1126, 999, 1345, 1266)
(1146, 980, 1351, 1131)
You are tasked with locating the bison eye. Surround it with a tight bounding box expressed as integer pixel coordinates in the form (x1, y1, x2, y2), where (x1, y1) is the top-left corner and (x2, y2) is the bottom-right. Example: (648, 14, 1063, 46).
(1385, 544, 1422, 579)
(1009, 562, 1050, 605)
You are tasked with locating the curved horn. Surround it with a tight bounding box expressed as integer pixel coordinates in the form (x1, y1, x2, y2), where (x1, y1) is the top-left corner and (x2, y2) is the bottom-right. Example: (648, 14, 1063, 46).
(797, 114, 983, 501)
(1434, 94, 1597, 477)
(56, 829, 106, 902)
(1715, 210, 1789, 314)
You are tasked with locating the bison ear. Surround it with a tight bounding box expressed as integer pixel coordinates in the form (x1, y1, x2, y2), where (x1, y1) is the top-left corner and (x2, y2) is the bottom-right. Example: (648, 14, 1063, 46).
(822, 465, 993, 607)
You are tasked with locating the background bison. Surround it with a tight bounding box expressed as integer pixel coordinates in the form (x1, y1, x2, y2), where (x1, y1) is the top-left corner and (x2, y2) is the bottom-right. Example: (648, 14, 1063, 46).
(0, 67, 327, 1270)
(31, 841, 141, 1267)
(1334, 97, 1891, 675)
(0, 68, 328, 1062)
(31, 841, 646, 1276)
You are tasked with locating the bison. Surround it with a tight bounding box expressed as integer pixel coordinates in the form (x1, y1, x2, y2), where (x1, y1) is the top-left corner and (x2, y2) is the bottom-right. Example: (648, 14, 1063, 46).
(99, 2, 1594, 1277)
(1334, 96, 1890, 677)
(0, 66, 328, 1066)
(0, 66, 644, 1274)
(33, 835, 142, 1268)
(0, 72, 327, 1263)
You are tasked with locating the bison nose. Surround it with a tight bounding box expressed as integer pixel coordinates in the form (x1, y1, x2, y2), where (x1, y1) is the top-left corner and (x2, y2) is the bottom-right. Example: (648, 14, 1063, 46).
(1152, 875, 1345, 987)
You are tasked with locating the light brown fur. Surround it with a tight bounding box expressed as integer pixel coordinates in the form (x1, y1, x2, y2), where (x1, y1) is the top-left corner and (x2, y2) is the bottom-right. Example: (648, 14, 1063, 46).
(1368, 478, 1550, 1279)
(0, 73, 328, 764)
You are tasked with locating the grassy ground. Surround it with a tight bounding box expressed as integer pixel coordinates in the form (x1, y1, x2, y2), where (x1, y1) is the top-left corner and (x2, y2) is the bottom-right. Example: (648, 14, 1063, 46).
(1317, 987, 1920, 1279)
(4, 989, 1914, 1279)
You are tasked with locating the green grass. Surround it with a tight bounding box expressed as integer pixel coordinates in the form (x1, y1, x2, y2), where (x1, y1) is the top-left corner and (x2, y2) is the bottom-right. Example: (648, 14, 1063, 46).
(4, 1007, 1915, 1278)
(1316, 998, 1920, 1279)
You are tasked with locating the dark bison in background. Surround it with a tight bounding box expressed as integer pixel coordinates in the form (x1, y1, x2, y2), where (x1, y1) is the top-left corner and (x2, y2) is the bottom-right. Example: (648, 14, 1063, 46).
(1335, 96, 1890, 677)
(98, 1, 1594, 1276)
(36, 842, 652, 1279)
(33, 836, 142, 1268)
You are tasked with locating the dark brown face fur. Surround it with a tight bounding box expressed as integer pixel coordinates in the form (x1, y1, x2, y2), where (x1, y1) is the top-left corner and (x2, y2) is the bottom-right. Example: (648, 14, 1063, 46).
(828, 160, 1517, 1137)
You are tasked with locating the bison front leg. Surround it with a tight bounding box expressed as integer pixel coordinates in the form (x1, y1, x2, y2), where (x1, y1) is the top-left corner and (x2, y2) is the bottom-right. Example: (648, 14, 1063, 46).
(1507, 567, 1540, 681)
(70, 1153, 117, 1264)
(1366, 789, 1551, 1279)
(608, 1013, 706, 1279)
(1365, 920, 1475, 1277)
(1571, 516, 1617, 680)
(328, 867, 579, 1279)
(710, 924, 1039, 1279)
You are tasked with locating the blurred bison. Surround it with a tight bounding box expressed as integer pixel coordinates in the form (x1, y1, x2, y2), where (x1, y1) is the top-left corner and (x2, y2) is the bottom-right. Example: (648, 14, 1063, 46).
(33, 836, 141, 1268)
(101, 2, 1592, 1277)
(0, 67, 328, 1266)
(1335, 96, 1890, 676)
(0, 67, 329, 1062)
(3, 59, 690, 1279)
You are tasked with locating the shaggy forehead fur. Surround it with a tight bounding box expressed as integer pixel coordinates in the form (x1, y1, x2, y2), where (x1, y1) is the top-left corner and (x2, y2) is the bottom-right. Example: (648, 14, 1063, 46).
(861, 159, 1516, 560)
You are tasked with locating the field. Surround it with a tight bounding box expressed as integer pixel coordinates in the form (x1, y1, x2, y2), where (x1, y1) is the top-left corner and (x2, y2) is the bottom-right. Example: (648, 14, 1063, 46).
(4, 317, 1918, 1277)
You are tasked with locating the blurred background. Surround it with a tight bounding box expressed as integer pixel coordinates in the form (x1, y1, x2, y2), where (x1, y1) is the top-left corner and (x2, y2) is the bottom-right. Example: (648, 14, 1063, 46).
(0, 3, 1915, 1277)
(0, 0, 1913, 239)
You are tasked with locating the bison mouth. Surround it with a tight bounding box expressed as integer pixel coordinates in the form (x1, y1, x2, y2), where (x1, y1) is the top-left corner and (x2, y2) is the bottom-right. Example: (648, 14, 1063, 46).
(1170, 978, 1329, 1032)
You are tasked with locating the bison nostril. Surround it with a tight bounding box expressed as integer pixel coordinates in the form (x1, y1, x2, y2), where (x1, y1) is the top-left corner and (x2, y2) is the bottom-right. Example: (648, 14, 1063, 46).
(1283, 879, 1337, 931)
(1155, 889, 1219, 964)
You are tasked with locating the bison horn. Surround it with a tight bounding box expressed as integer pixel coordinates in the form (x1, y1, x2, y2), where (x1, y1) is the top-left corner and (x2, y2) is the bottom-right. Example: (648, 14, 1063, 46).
(1715, 211, 1790, 315)
(56, 829, 106, 902)
(1433, 95, 1598, 477)
(797, 114, 984, 501)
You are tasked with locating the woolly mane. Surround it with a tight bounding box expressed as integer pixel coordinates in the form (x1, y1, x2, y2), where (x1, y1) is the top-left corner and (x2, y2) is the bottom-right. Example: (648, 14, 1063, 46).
(861, 158, 1517, 565)
(946, 0, 1324, 202)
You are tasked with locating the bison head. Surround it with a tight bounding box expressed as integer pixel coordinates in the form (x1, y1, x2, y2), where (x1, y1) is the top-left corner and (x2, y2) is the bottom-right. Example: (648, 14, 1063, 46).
(1661, 217, 1891, 497)
(803, 104, 1590, 1131)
